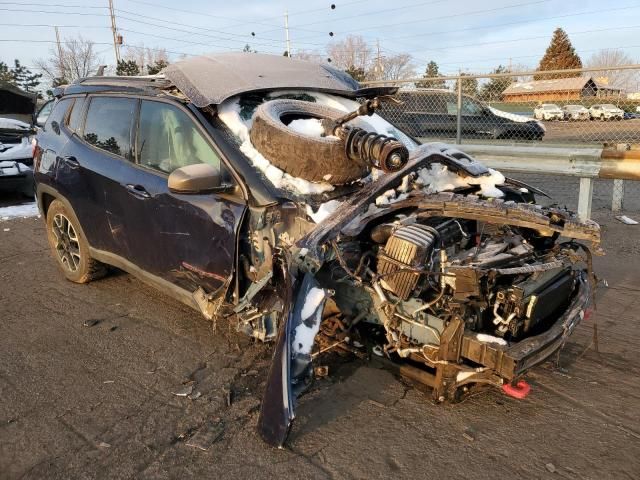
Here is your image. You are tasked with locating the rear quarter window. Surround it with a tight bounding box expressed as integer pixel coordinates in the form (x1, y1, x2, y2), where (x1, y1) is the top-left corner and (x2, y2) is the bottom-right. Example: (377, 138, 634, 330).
(83, 96, 137, 160)
(43, 98, 73, 134)
(67, 96, 86, 134)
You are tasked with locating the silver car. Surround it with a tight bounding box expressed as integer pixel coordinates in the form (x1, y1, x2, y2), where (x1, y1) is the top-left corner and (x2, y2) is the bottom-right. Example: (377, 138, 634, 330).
(562, 105, 590, 121)
(589, 104, 624, 121)
(533, 103, 564, 121)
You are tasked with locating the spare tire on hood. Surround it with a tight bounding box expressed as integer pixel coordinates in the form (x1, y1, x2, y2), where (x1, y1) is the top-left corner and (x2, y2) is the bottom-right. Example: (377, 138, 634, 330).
(249, 99, 370, 185)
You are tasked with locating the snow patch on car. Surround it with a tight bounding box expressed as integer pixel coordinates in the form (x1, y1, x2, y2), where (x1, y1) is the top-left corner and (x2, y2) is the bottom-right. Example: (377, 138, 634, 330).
(305, 199, 342, 223)
(0, 118, 31, 130)
(417, 164, 506, 198)
(293, 287, 326, 355)
(287, 118, 326, 138)
(218, 98, 335, 195)
(487, 106, 546, 132)
(0, 138, 33, 161)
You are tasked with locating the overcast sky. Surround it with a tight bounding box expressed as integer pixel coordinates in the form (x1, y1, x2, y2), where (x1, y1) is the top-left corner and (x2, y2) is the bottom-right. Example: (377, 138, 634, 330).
(1, 0, 638, 76)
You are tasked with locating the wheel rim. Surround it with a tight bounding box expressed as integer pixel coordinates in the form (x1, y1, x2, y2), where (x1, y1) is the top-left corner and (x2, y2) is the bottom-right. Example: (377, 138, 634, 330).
(52, 213, 81, 272)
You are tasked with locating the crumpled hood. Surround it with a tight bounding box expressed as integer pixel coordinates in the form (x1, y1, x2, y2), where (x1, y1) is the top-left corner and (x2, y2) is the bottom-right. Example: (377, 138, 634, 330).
(0, 117, 31, 132)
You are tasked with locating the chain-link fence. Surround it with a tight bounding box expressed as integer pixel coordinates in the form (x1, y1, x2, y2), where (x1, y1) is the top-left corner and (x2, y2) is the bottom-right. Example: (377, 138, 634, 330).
(366, 65, 640, 214)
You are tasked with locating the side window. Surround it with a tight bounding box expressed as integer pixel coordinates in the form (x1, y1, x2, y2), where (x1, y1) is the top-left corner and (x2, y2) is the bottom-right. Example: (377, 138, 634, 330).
(43, 98, 73, 134)
(37, 100, 54, 126)
(461, 98, 484, 116)
(67, 96, 86, 134)
(83, 97, 137, 159)
(137, 100, 221, 174)
(424, 95, 446, 114)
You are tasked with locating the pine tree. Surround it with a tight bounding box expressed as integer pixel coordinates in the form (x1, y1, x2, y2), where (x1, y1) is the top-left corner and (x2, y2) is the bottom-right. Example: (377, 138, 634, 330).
(11, 59, 42, 92)
(534, 28, 582, 80)
(116, 59, 140, 76)
(454, 73, 478, 97)
(478, 65, 512, 101)
(415, 60, 445, 89)
(0, 61, 13, 83)
(146, 59, 169, 75)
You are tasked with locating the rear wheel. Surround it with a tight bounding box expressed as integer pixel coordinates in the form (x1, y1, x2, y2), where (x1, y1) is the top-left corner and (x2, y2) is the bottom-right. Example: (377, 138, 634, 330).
(46, 199, 107, 283)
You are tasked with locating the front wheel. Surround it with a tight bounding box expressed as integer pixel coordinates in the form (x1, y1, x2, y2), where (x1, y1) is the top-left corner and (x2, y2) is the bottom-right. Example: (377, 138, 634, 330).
(46, 199, 107, 283)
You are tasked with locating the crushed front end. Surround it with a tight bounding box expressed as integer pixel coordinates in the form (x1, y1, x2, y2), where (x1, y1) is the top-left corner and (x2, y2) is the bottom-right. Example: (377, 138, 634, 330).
(250, 145, 600, 447)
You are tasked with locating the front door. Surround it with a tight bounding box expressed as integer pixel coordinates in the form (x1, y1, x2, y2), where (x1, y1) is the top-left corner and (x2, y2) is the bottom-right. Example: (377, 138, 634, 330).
(119, 98, 245, 296)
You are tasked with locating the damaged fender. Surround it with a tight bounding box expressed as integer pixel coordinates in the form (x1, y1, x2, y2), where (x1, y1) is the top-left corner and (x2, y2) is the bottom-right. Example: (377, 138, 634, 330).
(258, 271, 328, 447)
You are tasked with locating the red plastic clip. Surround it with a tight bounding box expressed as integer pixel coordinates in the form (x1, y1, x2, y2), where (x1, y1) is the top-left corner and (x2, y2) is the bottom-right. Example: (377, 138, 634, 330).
(502, 380, 531, 399)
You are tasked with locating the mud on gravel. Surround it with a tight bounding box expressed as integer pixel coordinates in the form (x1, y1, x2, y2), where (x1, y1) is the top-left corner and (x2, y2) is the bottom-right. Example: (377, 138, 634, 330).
(1, 208, 639, 479)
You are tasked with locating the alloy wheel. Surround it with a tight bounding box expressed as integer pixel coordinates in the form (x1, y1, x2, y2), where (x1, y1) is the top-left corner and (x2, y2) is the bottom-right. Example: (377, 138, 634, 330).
(52, 213, 81, 272)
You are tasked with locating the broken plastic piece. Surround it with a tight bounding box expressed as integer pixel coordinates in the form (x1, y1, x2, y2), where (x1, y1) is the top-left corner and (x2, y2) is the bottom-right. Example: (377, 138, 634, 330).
(186, 420, 224, 450)
(502, 380, 531, 399)
(172, 385, 193, 397)
(615, 215, 638, 225)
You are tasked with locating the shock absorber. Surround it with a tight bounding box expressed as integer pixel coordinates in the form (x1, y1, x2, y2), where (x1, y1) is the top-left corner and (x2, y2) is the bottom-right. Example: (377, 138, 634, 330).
(322, 97, 409, 173)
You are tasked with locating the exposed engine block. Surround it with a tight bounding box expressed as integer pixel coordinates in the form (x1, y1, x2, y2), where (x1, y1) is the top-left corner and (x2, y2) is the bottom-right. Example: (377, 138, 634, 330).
(377, 224, 438, 300)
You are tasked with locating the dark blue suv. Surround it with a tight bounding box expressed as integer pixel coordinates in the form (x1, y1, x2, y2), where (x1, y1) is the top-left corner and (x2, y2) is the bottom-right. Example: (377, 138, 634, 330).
(34, 54, 598, 448)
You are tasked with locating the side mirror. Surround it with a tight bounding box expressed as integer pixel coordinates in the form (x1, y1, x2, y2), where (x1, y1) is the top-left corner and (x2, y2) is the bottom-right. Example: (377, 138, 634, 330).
(168, 163, 233, 194)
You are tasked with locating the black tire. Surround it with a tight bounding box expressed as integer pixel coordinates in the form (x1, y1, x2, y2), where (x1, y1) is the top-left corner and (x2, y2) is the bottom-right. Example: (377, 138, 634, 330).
(249, 99, 370, 185)
(46, 199, 107, 283)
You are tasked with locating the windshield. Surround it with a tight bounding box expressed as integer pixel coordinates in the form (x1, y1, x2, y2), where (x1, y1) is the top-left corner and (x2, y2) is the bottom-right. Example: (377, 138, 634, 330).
(602, 104, 617, 109)
(543, 105, 559, 110)
(217, 90, 418, 197)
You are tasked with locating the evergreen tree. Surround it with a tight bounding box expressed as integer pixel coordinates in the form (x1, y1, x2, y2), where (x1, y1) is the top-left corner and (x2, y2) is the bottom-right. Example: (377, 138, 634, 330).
(454, 73, 478, 97)
(146, 59, 169, 75)
(116, 59, 140, 76)
(11, 59, 42, 92)
(243, 44, 257, 53)
(478, 65, 512, 101)
(534, 28, 582, 79)
(415, 60, 445, 89)
(0, 61, 13, 83)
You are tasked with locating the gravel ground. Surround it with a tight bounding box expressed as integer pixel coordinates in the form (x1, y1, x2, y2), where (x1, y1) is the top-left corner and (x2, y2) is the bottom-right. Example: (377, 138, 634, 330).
(1, 189, 639, 479)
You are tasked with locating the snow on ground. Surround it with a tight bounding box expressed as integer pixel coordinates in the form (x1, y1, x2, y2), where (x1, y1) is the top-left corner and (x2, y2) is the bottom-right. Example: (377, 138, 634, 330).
(0, 202, 40, 221)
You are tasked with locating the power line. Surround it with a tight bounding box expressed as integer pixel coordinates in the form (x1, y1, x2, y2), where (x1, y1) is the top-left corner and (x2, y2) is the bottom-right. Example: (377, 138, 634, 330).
(0, 1, 107, 8)
(294, 0, 553, 41)
(0, 7, 109, 16)
(0, 23, 110, 28)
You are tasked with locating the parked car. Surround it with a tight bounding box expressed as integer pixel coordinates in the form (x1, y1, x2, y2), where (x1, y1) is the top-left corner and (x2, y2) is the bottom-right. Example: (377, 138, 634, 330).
(562, 104, 590, 121)
(34, 53, 599, 447)
(533, 103, 564, 121)
(589, 104, 624, 120)
(381, 90, 545, 141)
(0, 82, 38, 196)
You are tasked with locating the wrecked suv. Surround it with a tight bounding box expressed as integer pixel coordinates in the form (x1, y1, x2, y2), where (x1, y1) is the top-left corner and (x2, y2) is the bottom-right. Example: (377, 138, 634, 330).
(34, 53, 600, 447)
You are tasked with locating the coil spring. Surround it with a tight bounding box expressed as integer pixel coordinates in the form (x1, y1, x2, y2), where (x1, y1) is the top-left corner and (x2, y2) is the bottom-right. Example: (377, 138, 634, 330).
(343, 127, 409, 173)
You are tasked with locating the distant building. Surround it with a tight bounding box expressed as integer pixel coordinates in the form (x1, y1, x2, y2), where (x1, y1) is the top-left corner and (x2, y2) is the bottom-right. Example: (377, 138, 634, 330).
(502, 77, 622, 103)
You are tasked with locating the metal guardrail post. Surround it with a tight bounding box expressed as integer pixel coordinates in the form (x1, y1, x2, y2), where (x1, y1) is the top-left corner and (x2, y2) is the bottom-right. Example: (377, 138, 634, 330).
(455, 74, 462, 145)
(578, 177, 594, 221)
(612, 179, 625, 212)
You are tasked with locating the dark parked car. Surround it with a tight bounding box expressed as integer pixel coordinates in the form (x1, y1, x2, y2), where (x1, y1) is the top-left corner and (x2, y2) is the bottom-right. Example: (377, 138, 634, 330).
(381, 90, 545, 141)
(0, 81, 38, 196)
(34, 53, 599, 447)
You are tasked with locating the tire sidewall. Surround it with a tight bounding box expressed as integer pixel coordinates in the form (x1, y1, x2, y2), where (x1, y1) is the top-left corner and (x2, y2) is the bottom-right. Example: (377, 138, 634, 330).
(46, 199, 93, 283)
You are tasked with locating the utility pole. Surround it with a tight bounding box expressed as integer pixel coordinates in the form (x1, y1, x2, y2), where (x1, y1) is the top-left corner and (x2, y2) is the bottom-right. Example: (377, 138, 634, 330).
(373, 39, 384, 80)
(54, 26, 65, 80)
(108, 0, 121, 64)
(284, 10, 291, 57)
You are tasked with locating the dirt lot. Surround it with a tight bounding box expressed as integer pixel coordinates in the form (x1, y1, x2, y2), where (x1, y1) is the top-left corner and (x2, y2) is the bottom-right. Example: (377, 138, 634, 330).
(1, 193, 640, 479)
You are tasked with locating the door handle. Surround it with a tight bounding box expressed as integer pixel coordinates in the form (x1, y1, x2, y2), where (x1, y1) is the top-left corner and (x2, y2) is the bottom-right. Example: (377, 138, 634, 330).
(61, 155, 79, 169)
(124, 183, 151, 199)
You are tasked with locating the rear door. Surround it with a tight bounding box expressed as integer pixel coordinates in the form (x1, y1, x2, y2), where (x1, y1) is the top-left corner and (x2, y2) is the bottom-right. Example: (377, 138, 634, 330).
(119, 98, 245, 296)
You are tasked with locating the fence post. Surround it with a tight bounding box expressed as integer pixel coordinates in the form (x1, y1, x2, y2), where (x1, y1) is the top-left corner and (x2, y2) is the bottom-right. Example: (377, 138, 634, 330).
(612, 179, 624, 212)
(456, 72, 462, 145)
(577, 177, 593, 221)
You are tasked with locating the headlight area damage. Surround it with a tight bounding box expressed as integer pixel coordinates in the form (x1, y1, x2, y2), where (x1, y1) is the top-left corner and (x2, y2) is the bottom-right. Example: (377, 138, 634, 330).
(244, 145, 600, 447)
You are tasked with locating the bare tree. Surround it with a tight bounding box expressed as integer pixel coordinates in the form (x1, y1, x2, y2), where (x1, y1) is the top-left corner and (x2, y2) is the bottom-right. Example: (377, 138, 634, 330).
(292, 50, 326, 64)
(377, 53, 415, 81)
(327, 35, 372, 73)
(123, 45, 169, 74)
(586, 48, 639, 91)
(35, 35, 100, 84)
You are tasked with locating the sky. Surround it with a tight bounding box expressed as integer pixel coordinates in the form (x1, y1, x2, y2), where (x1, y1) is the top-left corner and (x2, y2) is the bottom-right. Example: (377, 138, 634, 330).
(1, 0, 639, 80)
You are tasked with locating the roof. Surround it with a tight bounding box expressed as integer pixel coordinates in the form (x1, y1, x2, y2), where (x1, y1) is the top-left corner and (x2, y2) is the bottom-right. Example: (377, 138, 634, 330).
(64, 75, 171, 97)
(162, 52, 360, 107)
(502, 76, 620, 96)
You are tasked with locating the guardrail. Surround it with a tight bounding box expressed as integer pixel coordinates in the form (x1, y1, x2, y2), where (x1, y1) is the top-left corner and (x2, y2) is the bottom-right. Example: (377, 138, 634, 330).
(460, 144, 640, 220)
